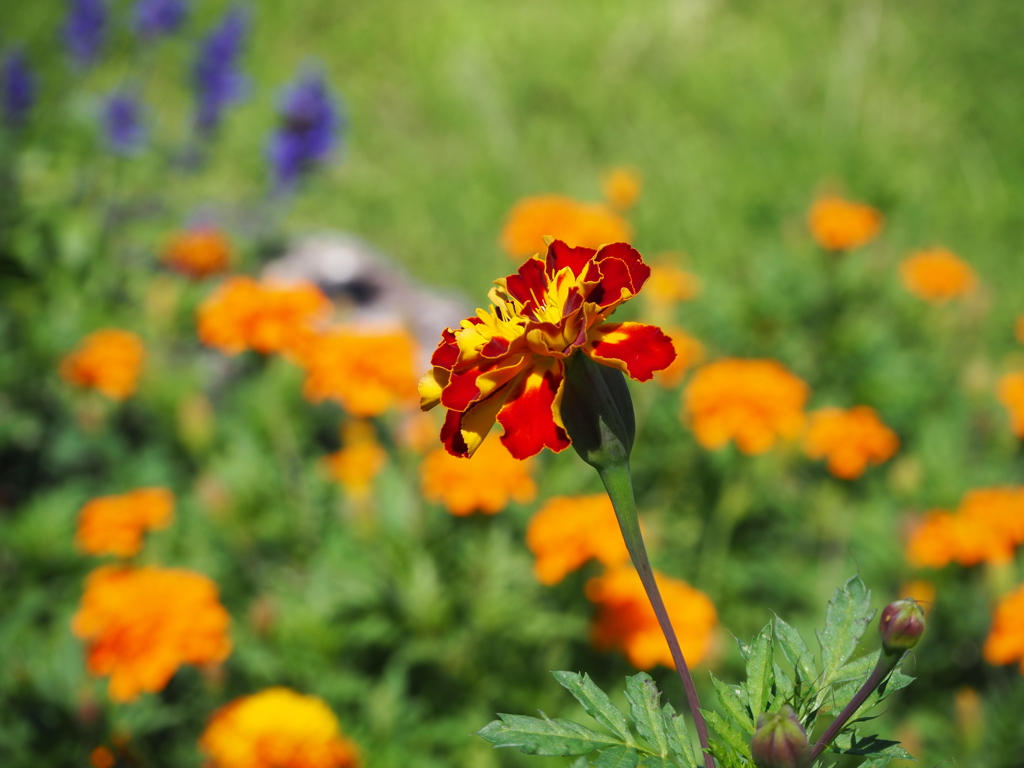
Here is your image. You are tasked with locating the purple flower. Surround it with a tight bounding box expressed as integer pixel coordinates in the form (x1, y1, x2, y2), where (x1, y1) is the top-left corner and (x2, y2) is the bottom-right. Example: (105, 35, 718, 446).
(192, 7, 247, 136)
(133, 0, 188, 38)
(1, 51, 36, 129)
(267, 72, 343, 188)
(63, 0, 107, 66)
(104, 92, 145, 155)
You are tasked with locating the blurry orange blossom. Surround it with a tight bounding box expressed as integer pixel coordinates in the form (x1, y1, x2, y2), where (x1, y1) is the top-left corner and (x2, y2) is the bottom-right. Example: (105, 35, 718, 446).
(899, 579, 936, 615)
(602, 167, 642, 211)
(644, 262, 702, 308)
(76, 487, 175, 558)
(803, 406, 899, 479)
(421, 437, 536, 516)
(526, 495, 633, 585)
(324, 421, 386, 498)
(197, 276, 331, 355)
(89, 746, 116, 768)
(683, 359, 809, 454)
(983, 583, 1024, 673)
(586, 565, 717, 670)
(72, 565, 231, 701)
(60, 329, 145, 401)
(200, 687, 360, 768)
(900, 248, 977, 302)
(500, 195, 632, 259)
(162, 228, 232, 278)
(654, 327, 704, 389)
(997, 372, 1024, 437)
(906, 487, 1024, 568)
(807, 195, 883, 251)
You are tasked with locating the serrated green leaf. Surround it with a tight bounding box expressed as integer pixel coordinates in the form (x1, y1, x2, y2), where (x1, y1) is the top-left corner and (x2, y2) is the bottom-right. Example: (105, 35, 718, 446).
(708, 738, 748, 768)
(641, 756, 670, 768)
(661, 702, 697, 768)
(710, 674, 753, 734)
(745, 624, 774, 722)
(816, 576, 875, 687)
(735, 636, 751, 661)
(625, 673, 669, 757)
(593, 745, 640, 768)
(833, 651, 877, 684)
(771, 662, 794, 710)
(477, 712, 623, 756)
(704, 710, 752, 759)
(773, 615, 817, 685)
(553, 671, 633, 743)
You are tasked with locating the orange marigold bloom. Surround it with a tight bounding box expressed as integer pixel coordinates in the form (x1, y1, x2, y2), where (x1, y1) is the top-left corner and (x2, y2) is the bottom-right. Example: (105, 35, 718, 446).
(200, 687, 360, 768)
(526, 495, 633, 585)
(90, 746, 116, 768)
(72, 565, 232, 702)
(60, 329, 145, 401)
(323, 421, 386, 498)
(807, 195, 883, 251)
(197, 276, 331, 355)
(76, 487, 175, 558)
(420, 240, 676, 458)
(654, 327, 704, 389)
(586, 565, 717, 670)
(644, 262, 702, 307)
(983, 583, 1024, 673)
(683, 359, 809, 455)
(298, 326, 419, 417)
(162, 228, 233, 278)
(997, 372, 1024, 437)
(802, 406, 899, 479)
(500, 196, 632, 260)
(906, 487, 1024, 568)
(421, 437, 536, 516)
(900, 248, 977, 302)
(602, 168, 642, 211)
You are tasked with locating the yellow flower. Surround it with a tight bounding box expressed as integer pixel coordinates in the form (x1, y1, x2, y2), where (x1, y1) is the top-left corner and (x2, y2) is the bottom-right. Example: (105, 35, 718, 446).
(60, 329, 145, 401)
(323, 421, 387, 498)
(653, 327, 704, 389)
(200, 687, 360, 768)
(983, 583, 1024, 674)
(76, 487, 175, 558)
(421, 437, 536, 516)
(807, 195, 883, 251)
(161, 227, 232, 278)
(500, 196, 632, 260)
(802, 406, 899, 479)
(601, 167, 642, 211)
(899, 248, 977, 302)
(997, 372, 1024, 438)
(526, 495, 633, 585)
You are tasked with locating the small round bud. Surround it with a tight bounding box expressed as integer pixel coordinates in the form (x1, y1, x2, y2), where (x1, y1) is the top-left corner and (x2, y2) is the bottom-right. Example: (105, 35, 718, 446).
(879, 598, 926, 654)
(751, 706, 810, 768)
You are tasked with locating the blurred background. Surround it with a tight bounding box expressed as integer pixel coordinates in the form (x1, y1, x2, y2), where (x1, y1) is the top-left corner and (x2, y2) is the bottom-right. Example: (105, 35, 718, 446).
(2, 0, 1024, 766)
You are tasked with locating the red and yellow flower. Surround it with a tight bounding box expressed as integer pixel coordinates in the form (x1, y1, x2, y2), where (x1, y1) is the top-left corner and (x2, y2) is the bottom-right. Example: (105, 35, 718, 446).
(419, 240, 676, 459)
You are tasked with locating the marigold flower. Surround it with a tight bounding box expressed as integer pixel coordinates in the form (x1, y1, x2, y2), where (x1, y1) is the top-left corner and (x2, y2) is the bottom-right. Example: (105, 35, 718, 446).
(297, 326, 419, 417)
(602, 167, 642, 211)
(197, 276, 331, 356)
(76, 487, 174, 558)
(60, 329, 145, 400)
(89, 746, 115, 768)
(683, 359, 809, 455)
(802, 406, 899, 479)
(900, 248, 977, 302)
(72, 565, 231, 701)
(983, 583, 1024, 674)
(500, 196, 632, 260)
(653, 327, 703, 389)
(162, 227, 232, 278)
(644, 262, 701, 308)
(526, 495, 633, 585)
(323, 421, 386, 498)
(807, 195, 883, 251)
(421, 437, 536, 515)
(997, 372, 1024, 437)
(906, 487, 1024, 568)
(420, 240, 675, 458)
(586, 565, 717, 670)
(200, 687, 360, 768)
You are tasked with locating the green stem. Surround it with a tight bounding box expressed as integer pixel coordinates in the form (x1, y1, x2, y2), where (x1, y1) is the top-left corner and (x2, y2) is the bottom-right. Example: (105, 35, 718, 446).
(599, 463, 715, 768)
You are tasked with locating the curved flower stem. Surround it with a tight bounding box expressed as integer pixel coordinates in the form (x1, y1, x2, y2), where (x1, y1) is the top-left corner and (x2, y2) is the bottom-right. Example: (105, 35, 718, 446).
(599, 463, 715, 768)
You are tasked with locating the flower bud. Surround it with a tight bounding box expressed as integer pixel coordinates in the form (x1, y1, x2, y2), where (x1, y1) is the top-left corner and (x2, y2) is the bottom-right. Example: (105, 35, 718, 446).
(879, 598, 926, 655)
(751, 706, 810, 768)
(561, 352, 635, 471)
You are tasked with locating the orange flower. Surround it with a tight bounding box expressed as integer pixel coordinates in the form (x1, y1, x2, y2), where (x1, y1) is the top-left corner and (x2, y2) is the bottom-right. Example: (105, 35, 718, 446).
(807, 195, 883, 251)
(200, 687, 360, 768)
(654, 327, 704, 389)
(683, 359, 809, 454)
(298, 326, 419, 417)
(526, 495, 633, 585)
(644, 262, 702, 308)
(802, 406, 899, 479)
(500, 196, 632, 260)
(983, 583, 1024, 673)
(90, 747, 116, 768)
(906, 487, 1024, 568)
(197, 276, 331, 355)
(900, 248, 977, 302)
(997, 372, 1024, 437)
(586, 565, 717, 670)
(76, 487, 175, 558)
(323, 421, 386, 498)
(602, 168, 642, 211)
(72, 565, 232, 702)
(421, 437, 536, 516)
(60, 329, 145, 400)
(162, 228, 232, 278)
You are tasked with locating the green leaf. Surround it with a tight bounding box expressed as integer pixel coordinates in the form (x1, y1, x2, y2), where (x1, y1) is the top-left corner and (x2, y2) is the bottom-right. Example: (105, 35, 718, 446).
(771, 662, 794, 710)
(569, 758, 591, 768)
(710, 674, 753, 734)
(833, 652, 877, 685)
(641, 757, 670, 768)
(816, 576, 875, 687)
(745, 624, 774, 722)
(477, 712, 623, 756)
(843, 733, 913, 760)
(625, 673, 669, 758)
(773, 615, 818, 685)
(707, 738, 747, 768)
(661, 702, 697, 768)
(594, 745, 640, 768)
(554, 671, 633, 744)
(704, 710, 752, 759)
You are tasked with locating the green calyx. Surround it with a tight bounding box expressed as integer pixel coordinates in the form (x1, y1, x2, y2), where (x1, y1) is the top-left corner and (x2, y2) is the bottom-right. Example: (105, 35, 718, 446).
(561, 352, 636, 471)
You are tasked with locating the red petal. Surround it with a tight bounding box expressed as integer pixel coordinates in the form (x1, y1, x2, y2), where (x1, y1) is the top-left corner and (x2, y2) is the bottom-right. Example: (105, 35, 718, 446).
(430, 328, 460, 368)
(546, 240, 596, 278)
(440, 368, 483, 411)
(585, 322, 676, 382)
(441, 383, 514, 457)
(591, 243, 651, 307)
(440, 352, 531, 411)
(497, 363, 571, 459)
(504, 256, 548, 307)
